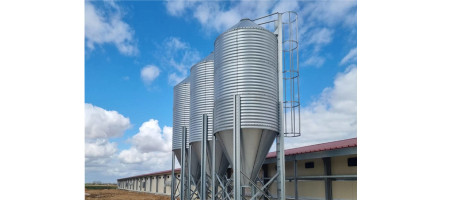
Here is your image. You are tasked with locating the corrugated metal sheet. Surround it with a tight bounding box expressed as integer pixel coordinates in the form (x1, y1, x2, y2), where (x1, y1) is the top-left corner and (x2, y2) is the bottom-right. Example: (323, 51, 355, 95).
(189, 52, 214, 143)
(172, 77, 190, 150)
(213, 19, 279, 133)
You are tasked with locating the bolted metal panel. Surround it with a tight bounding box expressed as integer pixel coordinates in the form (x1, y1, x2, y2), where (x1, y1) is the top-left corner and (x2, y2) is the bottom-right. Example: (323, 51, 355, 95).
(214, 19, 279, 134)
(173, 77, 190, 151)
(213, 18, 279, 186)
(189, 52, 214, 143)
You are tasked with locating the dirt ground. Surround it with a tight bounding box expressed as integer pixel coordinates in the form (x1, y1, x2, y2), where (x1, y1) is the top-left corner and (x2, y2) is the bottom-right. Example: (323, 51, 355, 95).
(85, 189, 171, 200)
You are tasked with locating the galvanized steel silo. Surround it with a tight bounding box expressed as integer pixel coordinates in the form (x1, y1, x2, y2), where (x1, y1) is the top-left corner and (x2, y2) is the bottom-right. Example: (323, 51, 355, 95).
(214, 18, 279, 185)
(172, 77, 190, 164)
(189, 52, 229, 183)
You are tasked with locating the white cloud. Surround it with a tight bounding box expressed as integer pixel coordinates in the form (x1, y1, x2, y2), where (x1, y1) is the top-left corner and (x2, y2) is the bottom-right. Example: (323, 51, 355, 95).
(168, 73, 185, 86)
(271, 0, 299, 14)
(304, 0, 357, 27)
(140, 65, 160, 84)
(188, 0, 273, 33)
(85, 115, 175, 183)
(165, 0, 194, 16)
(85, 103, 131, 181)
(159, 37, 201, 85)
(280, 65, 357, 149)
(130, 119, 172, 153)
(164, 1, 356, 69)
(166, 36, 188, 50)
(85, 1, 138, 55)
(302, 55, 325, 67)
(118, 147, 147, 164)
(305, 28, 334, 49)
(340, 47, 357, 65)
(85, 138, 117, 158)
(117, 119, 172, 165)
(85, 103, 131, 139)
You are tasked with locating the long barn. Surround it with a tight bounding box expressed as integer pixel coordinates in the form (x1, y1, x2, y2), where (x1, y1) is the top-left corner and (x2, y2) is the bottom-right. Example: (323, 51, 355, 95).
(117, 138, 357, 200)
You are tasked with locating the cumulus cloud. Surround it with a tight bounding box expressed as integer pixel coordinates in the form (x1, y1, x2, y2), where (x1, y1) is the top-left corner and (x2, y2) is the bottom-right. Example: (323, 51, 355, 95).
(118, 119, 172, 164)
(85, 139, 117, 158)
(141, 65, 160, 84)
(85, 103, 131, 139)
(130, 119, 172, 153)
(340, 47, 357, 65)
(85, 1, 138, 55)
(85, 103, 131, 181)
(85, 114, 175, 183)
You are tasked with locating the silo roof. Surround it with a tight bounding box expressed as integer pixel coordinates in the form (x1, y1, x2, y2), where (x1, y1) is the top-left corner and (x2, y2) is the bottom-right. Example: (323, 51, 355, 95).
(176, 76, 190, 86)
(215, 18, 272, 46)
(190, 52, 214, 72)
(200, 52, 214, 62)
(227, 18, 264, 31)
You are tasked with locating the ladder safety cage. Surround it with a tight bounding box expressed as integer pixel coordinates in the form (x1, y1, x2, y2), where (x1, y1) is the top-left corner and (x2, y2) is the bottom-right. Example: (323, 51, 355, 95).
(252, 11, 301, 137)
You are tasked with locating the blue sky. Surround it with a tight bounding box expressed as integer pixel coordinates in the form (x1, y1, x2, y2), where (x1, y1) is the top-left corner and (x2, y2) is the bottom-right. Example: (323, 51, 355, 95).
(85, 0, 357, 183)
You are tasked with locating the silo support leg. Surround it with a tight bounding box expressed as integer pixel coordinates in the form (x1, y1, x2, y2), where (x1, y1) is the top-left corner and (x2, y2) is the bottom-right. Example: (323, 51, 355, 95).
(233, 94, 241, 200)
(201, 114, 208, 199)
(171, 152, 175, 200)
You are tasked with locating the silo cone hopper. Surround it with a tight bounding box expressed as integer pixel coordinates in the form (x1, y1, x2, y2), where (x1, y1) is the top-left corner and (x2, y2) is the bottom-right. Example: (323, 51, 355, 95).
(216, 129, 276, 185)
(189, 142, 201, 183)
(208, 140, 229, 180)
(191, 141, 229, 184)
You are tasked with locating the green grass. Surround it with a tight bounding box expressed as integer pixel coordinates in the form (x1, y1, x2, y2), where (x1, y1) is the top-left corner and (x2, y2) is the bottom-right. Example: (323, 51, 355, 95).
(85, 185, 117, 190)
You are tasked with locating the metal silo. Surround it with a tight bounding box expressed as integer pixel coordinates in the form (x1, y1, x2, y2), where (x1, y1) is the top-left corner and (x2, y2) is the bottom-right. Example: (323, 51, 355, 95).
(214, 18, 279, 186)
(172, 77, 190, 164)
(189, 52, 229, 188)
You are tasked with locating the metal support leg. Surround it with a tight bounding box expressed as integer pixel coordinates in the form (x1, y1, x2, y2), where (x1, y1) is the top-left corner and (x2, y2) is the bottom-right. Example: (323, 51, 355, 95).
(188, 144, 192, 199)
(181, 127, 187, 200)
(276, 134, 286, 200)
(212, 135, 216, 200)
(201, 114, 208, 199)
(171, 152, 176, 200)
(233, 94, 241, 200)
(276, 13, 286, 200)
(262, 164, 269, 200)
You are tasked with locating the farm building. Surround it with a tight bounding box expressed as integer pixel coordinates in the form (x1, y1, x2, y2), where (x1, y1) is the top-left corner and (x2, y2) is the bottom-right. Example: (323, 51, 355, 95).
(117, 137, 357, 200)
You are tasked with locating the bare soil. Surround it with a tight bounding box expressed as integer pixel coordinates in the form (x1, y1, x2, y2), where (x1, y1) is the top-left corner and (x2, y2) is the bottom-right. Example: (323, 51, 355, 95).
(85, 189, 171, 200)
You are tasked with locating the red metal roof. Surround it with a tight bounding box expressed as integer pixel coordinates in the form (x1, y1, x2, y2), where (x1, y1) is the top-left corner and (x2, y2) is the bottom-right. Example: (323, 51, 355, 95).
(118, 138, 357, 180)
(266, 137, 357, 158)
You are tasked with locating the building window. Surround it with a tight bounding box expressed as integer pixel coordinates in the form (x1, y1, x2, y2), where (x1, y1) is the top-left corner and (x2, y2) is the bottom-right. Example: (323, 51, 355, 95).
(348, 157, 357, 167)
(305, 162, 314, 169)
